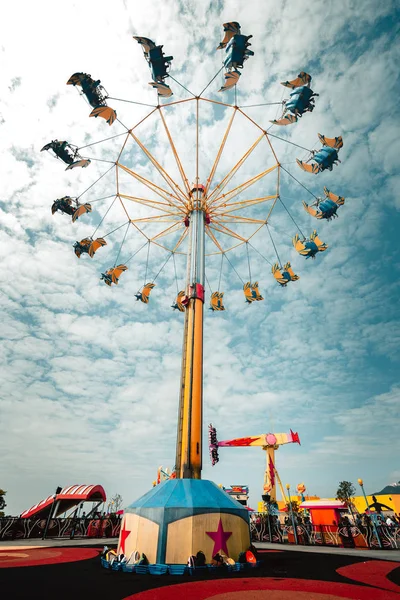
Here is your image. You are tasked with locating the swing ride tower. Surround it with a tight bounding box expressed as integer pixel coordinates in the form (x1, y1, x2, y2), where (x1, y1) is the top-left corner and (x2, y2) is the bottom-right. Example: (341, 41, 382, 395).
(175, 184, 206, 479)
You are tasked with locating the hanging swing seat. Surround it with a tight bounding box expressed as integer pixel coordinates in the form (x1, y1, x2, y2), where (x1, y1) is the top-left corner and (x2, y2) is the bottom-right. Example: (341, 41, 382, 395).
(243, 282, 263, 303)
(72, 203, 92, 222)
(90, 106, 117, 126)
(293, 231, 327, 258)
(135, 282, 156, 303)
(74, 237, 107, 258)
(210, 291, 225, 311)
(303, 187, 345, 220)
(272, 262, 299, 286)
(101, 264, 128, 286)
(281, 72, 312, 89)
(172, 290, 186, 311)
(219, 70, 241, 92)
(217, 22, 241, 50)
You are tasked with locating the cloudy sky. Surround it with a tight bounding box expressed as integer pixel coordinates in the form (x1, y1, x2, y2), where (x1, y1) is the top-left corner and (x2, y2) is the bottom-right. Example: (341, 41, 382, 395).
(0, 0, 399, 515)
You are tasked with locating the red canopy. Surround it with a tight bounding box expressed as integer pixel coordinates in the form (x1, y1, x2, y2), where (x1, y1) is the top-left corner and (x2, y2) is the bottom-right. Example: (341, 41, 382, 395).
(21, 485, 106, 519)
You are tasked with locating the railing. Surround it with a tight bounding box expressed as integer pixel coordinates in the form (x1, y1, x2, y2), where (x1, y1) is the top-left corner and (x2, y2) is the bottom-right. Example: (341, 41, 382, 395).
(0, 516, 121, 540)
(249, 513, 400, 549)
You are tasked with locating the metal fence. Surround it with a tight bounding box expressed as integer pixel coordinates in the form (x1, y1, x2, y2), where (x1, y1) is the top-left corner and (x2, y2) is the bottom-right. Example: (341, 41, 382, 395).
(0, 516, 121, 540)
(250, 513, 400, 549)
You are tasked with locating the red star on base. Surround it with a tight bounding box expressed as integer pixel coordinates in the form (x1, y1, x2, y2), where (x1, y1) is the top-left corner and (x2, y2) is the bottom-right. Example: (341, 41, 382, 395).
(119, 521, 131, 554)
(206, 518, 232, 555)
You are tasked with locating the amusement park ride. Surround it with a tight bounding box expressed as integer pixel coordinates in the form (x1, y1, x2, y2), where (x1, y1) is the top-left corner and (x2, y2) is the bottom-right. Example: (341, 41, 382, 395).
(209, 425, 300, 504)
(41, 21, 345, 564)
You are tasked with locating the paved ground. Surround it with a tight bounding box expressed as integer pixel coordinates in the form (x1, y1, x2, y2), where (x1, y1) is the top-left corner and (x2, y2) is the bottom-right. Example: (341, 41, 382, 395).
(255, 541, 400, 562)
(0, 541, 399, 599)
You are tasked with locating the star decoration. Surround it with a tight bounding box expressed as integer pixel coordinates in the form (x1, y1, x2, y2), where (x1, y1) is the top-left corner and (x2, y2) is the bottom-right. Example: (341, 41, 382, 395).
(119, 520, 131, 554)
(206, 518, 232, 556)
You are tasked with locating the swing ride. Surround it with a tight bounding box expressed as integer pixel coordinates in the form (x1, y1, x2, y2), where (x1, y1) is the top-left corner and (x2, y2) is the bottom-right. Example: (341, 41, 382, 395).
(209, 425, 300, 504)
(41, 20, 346, 565)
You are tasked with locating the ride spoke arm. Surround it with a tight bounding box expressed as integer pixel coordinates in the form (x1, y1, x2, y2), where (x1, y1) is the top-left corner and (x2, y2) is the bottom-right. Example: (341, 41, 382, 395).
(116, 110, 159, 163)
(172, 227, 189, 252)
(204, 109, 236, 197)
(128, 130, 188, 204)
(208, 223, 247, 242)
(212, 194, 278, 215)
(211, 165, 279, 210)
(118, 163, 184, 207)
(207, 133, 265, 205)
(119, 193, 185, 215)
(214, 214, 267, 224)
(237, 108, 280, 164)
(130, 213, 183, 223)
(246, 198, 279, 242)
(150, 221, 183, 241)
(205, 226, 225, 253)
(158, 108, 192, 196)
(207, 240, 245, 256)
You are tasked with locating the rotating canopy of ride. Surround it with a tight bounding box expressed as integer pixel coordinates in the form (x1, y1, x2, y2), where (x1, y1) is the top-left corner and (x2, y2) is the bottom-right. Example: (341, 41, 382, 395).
(41, 21, 346, 311)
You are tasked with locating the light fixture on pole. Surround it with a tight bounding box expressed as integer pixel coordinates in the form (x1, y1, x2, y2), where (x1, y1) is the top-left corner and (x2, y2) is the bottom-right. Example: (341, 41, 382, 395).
(357, 478, 382, 549)
(286, 483, 298, 545)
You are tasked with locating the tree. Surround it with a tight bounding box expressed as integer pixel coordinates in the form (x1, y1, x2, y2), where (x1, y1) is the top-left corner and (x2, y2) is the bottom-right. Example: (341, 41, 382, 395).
(110, 493, 123, 513)
(285, 500, 300, 514)
(0, 489, 7, 517)
(336, 481, 357, 519)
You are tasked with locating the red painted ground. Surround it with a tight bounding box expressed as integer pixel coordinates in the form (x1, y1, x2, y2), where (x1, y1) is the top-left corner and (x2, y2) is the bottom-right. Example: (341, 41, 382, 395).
(337, 560, 400, 593)
(122, 576, 399, 600)
(0, 547, 100, 568)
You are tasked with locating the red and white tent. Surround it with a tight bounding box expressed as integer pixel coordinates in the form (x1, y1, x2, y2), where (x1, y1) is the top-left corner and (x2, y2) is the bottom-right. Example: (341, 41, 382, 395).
(21, 484, 106, 519)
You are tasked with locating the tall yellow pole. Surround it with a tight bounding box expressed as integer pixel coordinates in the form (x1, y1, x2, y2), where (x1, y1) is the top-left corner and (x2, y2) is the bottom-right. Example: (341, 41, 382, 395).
(175, 186, 205, 479)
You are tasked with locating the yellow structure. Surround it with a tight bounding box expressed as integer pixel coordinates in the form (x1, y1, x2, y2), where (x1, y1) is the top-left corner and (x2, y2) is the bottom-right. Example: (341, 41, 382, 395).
(257, 493, 400, 515)
(352, 494, 400, 515)
(257, 495, 319, 513)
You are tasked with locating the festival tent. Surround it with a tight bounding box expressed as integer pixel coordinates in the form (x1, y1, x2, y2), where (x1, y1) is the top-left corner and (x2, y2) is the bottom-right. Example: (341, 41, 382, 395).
(20, 485, 106, 519)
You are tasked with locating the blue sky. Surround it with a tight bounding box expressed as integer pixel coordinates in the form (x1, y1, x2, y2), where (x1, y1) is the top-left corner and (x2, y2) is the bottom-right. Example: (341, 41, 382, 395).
(0, 0, 399, 515)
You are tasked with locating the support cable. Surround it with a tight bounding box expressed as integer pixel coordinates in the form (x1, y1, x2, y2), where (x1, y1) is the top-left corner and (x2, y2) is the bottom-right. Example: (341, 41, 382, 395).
(114, 222, 130, 267)
(77, 165, 115, 200)
(280, 165, 319, 201)
(248, 242, 273, 267)
(267, 133, 312, 153)
(173, 252, 179, 294)
(199, 66, 224, 97)
(205, 273, 213, 294)
(267, 86, 288, 132)
(80, 157, 116, 164)
(144, 241, 151, 284)
(168, 75, 196, 98)
(152, 251, 173, 283)
(102, 221, 130, 239)
(78, 131, 129, 151)
(223, 253, 245, 285)
(238, 102, 284, 108)
(266, 224, 282, 268)
(116, 118, 130, 131)
(218, 252, 224, 291)
(91, 196, 117, 237)
(107, 96, 157, 108)
(86, 194, 116, 204)
(246, 242, 252, 282)
(125, 241, 149, 266)
(279, 196, 306, 239)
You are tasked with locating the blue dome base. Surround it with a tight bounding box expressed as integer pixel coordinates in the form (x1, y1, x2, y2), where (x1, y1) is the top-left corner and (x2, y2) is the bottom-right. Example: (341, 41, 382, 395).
(118, 480, 251, 564)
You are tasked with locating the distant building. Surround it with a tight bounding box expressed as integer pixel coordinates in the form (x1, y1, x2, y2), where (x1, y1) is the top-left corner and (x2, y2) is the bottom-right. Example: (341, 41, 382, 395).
(223, 485, 249, 506)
